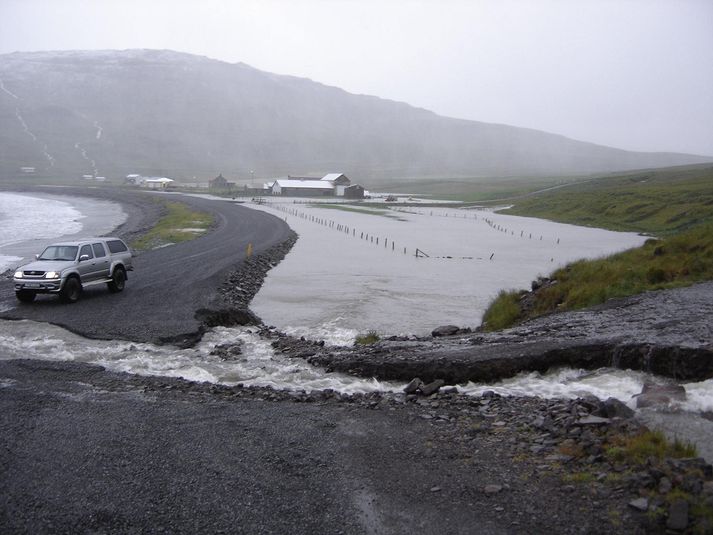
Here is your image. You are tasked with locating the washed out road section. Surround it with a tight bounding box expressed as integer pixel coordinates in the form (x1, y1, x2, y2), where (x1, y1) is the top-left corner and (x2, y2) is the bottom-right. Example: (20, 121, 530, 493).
(0, 190, 292, 344)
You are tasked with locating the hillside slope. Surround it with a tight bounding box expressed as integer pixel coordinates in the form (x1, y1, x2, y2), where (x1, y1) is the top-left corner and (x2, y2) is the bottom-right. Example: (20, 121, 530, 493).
(0, 49, 709, 182)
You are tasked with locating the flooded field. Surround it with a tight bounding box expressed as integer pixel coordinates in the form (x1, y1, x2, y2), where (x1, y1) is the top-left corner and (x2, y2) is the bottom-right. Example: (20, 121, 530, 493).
(249, 198, 646, 343)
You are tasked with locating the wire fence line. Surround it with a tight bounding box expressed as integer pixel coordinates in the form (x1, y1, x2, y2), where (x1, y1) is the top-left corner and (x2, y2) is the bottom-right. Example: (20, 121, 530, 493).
(252, 200, 561, 262)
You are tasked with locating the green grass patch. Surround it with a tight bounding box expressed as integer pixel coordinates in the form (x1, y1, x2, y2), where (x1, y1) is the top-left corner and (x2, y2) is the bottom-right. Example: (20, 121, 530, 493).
(481, 222, 713, 329)
(563, 471, 596, 484)
(481, 165, 713, 329)
(374, 175, 584, 203)
(131, 201, 213, 250)
(501, 164, 713, 235)
(354, 330, 380, 345)
(481, 290, 524, 331)
(605, 430, 697, 464)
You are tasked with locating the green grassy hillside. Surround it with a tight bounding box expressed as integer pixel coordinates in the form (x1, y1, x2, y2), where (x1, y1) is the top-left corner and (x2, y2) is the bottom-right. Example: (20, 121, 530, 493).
(501, 164, 713, 235)
(481, 164, 713, 330)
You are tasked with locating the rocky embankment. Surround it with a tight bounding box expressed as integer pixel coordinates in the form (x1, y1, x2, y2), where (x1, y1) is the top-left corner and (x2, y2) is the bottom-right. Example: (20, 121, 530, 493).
(193, 232, 298, 330)
(280, 281, 713, 384)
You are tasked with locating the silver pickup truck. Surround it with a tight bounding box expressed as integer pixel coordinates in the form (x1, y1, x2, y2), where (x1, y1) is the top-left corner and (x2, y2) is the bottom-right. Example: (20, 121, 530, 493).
(13, 237, 133, 303)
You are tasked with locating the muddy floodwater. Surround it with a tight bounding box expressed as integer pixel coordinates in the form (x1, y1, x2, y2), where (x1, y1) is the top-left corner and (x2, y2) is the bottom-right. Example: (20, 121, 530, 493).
(249, 199, 646, 343)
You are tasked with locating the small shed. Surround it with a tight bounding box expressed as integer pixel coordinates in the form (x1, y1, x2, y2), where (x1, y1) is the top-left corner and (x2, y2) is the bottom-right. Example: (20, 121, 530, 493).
(344, 184, 365, 199)
(209, 173, 234, 190)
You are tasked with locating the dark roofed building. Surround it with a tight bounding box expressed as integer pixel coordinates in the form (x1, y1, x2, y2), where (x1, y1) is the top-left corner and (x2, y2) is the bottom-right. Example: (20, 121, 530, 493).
(209, 173, 234, 190)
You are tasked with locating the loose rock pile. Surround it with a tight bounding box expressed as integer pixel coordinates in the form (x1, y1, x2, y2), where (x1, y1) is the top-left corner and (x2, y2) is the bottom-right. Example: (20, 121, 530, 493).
(218, 232, 298, 312)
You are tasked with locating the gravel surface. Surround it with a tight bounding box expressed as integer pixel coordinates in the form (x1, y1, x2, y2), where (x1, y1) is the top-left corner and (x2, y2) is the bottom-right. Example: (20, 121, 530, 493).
(0, 187, 293, 345)
(0, 358, 680, 535)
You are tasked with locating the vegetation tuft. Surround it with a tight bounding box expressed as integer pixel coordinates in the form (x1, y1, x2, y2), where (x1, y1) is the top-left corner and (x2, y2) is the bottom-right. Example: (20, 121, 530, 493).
(131, 201, 213, 250)
(481, 290, 523, 331)
(355, 330, 381, 345)
(481, 164, 713, 330)
(605, 430, 697, 464)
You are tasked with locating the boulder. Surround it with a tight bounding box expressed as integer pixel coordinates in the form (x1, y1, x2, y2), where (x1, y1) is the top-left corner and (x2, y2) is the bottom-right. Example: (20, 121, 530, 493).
(431, 325, 460, 337)
(635, 382, 686, 408)
(667, 499, 689, 531)
(593, 397, 635, 419)
(628, 497, 649, 512)
(403, 378, 423, 394)
(419, 379, 445, 396)
(575, 415, 611, 426)
(483, 484, 502, 494)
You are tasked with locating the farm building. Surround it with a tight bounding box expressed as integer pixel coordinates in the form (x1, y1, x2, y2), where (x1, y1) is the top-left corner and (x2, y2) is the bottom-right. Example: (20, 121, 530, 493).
(143, 177, 174, 189)
(270, 173, 361, 197)
(125, 174, 175, 189)
(209, 173, 234, 190)
(271, 178, 334, 196)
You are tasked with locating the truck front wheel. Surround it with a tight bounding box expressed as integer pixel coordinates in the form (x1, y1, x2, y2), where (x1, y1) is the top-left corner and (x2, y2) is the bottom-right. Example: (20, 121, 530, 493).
(60, 277, 82, 303)
(15, 290, 36, 303)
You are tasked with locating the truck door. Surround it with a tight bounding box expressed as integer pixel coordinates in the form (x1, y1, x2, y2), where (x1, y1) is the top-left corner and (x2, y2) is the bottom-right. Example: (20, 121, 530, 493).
(92, 242, 110, 278)
(77, 244, 99, 282)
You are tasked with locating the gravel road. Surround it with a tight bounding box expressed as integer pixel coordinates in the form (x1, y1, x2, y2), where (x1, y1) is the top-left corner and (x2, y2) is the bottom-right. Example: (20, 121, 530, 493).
(0, 188, 292, 345)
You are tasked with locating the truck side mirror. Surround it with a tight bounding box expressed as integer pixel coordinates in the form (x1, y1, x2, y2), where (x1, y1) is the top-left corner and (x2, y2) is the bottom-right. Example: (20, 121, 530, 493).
(79, 254, 90, 262)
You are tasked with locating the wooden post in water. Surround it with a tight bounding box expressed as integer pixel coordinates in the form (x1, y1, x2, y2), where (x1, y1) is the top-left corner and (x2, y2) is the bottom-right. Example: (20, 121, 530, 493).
(246, 243, 253, 258)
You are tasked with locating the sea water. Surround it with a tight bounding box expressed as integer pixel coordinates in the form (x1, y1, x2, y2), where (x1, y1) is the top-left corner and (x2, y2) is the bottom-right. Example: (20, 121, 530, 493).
(0, 191, 126, 272)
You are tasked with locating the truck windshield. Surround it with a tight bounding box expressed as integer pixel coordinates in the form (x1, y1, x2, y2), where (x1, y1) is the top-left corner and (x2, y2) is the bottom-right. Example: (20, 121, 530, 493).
(38, 246, 79, 261)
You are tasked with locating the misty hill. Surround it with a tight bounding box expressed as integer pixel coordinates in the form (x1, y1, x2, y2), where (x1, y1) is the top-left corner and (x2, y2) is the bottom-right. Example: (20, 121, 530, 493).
(0, 49, 709, 183)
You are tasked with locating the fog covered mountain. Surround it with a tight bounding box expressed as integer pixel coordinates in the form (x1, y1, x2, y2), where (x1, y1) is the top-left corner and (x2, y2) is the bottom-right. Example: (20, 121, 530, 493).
(0, 49, 709, 183)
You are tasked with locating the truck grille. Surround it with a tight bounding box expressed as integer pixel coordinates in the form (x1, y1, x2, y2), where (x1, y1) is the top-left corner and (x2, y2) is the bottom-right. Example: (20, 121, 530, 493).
(22, 271, 45, 277)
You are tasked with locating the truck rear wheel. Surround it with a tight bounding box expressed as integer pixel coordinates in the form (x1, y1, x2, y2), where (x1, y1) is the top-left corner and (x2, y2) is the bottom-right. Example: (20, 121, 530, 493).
(107, 267, 126, 293)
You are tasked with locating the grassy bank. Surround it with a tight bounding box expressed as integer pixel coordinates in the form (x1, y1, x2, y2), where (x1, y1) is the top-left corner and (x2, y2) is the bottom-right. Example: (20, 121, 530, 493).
(131, 200, 214, 250)
(501, 164, 713, 235)
(482, 164, 713, 330)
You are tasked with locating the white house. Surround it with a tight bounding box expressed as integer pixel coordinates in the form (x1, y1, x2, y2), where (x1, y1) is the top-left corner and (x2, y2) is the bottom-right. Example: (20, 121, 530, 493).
(270, 173, 352, 197)
(143, 177, 174, 189)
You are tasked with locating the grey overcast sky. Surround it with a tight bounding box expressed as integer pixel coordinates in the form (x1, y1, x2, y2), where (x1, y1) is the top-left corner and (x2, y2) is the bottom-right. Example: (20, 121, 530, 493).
(1, 0, 712, 156)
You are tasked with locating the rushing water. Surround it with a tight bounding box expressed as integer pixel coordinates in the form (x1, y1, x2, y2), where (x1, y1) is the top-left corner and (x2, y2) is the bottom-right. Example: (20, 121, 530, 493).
(1, 319, 712, 412)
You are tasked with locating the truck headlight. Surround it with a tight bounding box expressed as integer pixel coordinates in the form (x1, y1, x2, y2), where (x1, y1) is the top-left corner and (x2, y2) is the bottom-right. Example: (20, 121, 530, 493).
(14, 271, 23, 278)
(45, 271, 60, 279)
